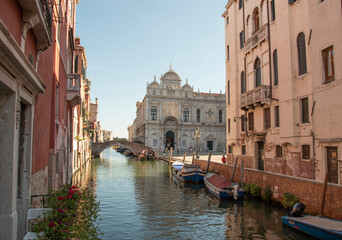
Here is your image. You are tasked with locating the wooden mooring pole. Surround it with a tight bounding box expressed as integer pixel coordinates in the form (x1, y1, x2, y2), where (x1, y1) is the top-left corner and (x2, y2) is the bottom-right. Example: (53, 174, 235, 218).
(191, 152, 195, 164)
(183, 152, 186, 163)
(241, 160, 244, 188)
(168, 147, 173, 165)
(319, 172, 329, 217)
(206, 152, 212, 173)
(231, 157, 239, 182)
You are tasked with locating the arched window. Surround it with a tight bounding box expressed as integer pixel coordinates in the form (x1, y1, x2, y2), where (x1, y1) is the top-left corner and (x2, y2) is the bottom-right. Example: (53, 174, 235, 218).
(246, 15, 250, 39)
(254, 58, 261, 87)
(219, 110, 223, 123)
(183, 108, 189, 122)
(241, 71, 246, 93)
(239, 0, 243, 9)
(253, 8, 260, 33)
(196, 109, 200, 123)
(151, 106, 157, 120)
(273, 50, 278, 86)
(297, 32, 307, 75)
(271, 0, 276, 21)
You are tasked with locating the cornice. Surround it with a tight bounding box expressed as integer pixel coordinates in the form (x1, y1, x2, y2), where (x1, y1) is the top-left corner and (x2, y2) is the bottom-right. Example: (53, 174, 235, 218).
(0, 20, 46, 94)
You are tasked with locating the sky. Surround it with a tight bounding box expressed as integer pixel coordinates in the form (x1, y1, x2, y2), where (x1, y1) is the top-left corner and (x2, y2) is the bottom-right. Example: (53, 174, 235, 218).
(76, 0, 228, 138)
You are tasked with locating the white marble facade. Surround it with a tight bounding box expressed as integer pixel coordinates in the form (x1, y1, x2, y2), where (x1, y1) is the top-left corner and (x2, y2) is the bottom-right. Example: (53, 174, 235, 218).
(130, 66, 226, 153)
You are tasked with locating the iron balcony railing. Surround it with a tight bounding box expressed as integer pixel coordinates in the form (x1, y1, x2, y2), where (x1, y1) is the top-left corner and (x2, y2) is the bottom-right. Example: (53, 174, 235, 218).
(31, 194, 51, 208)
(39, 0, 53, 36)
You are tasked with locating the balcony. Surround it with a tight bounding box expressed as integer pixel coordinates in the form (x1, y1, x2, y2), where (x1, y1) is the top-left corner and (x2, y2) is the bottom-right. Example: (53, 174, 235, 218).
(67, 74, 81, 107)
(84, 78, 91, 92)
(240, 85, 271, 110)
(18, 0, 52, 51)
(244, 24, 268, 55)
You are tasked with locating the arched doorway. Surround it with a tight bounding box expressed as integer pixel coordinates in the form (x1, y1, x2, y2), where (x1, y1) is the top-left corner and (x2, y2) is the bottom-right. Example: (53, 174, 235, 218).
(165, 131, 175, 150)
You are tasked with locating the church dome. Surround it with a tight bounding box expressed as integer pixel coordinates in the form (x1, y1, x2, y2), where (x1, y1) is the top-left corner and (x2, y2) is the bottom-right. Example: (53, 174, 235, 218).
(148, 75, 160, 88)
(162, 71, 181, 81)
(161, 64, 181, 81)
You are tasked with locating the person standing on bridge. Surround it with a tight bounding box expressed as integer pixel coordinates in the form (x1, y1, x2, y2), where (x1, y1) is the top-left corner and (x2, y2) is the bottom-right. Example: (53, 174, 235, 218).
(221, 155, 227, 164)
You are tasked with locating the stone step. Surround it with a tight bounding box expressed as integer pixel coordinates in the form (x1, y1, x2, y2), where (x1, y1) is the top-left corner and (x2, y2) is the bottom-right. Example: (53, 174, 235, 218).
(27, 208, 51, 220)
(23, 232, 38, 240)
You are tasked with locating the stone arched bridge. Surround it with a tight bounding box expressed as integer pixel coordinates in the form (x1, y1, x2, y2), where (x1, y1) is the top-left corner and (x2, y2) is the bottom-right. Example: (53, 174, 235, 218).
(91, 140, 152, 157)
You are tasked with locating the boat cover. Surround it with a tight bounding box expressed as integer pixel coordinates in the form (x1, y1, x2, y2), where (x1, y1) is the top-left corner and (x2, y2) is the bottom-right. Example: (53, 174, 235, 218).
(207, 174, 232, 189)
(289, 216, 342, 232)
(182, 164, 202, 173)
(172, 161, 184, 171)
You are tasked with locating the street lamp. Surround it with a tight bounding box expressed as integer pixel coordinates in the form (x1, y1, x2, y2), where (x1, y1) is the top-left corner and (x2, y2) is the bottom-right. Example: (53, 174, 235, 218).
(194, 127, 201, 158)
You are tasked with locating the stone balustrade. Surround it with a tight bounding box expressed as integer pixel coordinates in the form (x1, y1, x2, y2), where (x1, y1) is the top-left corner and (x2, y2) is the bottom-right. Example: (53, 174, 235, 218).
(244, 23, 268, 55)
(240, 85, 271, 110)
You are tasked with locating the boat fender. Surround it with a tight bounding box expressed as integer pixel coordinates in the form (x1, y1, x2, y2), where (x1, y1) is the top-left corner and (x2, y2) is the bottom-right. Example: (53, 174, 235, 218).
(232, 184, 239, 200)
(288, 202, 305, 217)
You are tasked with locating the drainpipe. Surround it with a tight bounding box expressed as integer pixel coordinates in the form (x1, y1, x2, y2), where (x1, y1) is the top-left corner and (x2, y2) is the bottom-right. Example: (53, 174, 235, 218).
(311, 100, 316, 180)
(243, 0, 248, 139)
(266, 0, 273, 99)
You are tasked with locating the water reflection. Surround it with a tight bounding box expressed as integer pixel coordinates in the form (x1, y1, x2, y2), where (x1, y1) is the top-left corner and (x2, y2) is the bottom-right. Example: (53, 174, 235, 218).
(77, 149, 312, 240)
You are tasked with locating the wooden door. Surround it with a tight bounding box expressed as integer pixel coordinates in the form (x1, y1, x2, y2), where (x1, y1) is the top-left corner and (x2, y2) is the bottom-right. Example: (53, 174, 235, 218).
(327, 147, 338, 184)
(257, 142, 264, 171)
(207, 141, 213, 151)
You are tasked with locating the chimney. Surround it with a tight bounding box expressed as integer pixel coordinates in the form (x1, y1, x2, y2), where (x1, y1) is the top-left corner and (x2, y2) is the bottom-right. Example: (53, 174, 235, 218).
(95, 98, 98, 105)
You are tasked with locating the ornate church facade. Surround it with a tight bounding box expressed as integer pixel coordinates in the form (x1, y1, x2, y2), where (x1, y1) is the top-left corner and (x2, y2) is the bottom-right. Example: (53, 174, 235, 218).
(128, 66, 226, 153)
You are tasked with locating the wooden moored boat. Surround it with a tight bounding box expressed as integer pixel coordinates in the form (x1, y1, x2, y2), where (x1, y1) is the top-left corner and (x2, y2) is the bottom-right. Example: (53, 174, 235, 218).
(204, 173, 244, 199)
(282, 215, 342, 240)
(171, 161, 206, 183)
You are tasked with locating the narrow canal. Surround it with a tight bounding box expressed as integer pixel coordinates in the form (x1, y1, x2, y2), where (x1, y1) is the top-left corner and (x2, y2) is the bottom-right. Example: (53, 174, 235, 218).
(81, 148, 313, 240)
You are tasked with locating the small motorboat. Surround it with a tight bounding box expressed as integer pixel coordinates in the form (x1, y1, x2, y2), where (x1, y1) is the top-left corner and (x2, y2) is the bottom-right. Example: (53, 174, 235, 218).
(171, 161, 206, 183)
(282, 215, 342, 240)
(204, 173, 244, 199)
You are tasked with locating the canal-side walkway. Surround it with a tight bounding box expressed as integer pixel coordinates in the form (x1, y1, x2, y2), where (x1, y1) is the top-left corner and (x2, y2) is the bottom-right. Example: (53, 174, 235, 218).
(160, 151, 225, 164)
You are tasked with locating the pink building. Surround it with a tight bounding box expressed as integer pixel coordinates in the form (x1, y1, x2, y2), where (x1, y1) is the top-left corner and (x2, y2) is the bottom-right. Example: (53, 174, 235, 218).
(223, 0, 342, 184)
(72, 38, 91, 176)
(0, 0, 83, 238)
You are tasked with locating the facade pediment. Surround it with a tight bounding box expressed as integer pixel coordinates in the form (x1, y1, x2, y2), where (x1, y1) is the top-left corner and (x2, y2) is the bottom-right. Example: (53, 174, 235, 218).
(205, 134, 216, 140)
(164, 116, 178, 124)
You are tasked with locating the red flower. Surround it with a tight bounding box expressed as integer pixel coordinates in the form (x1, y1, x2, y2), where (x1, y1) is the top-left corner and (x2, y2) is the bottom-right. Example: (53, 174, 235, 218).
(58, 196, 64, 201)
(49, 221, 55, 227)
(68, 194, 72, 198)
(72, 186, 77, 189)
(69, 188, 75, 194)
(57, 208, 64, 213)
(78, 192, 81, 195)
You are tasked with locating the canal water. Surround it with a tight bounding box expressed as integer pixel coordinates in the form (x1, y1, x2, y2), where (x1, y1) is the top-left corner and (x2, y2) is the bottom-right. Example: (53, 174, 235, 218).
(81, 148, 313, 240)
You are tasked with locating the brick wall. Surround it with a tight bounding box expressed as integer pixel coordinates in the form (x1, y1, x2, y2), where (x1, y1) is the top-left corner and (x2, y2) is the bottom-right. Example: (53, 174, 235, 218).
(31, 167, 48, 198)
(195, 159, 342, 220)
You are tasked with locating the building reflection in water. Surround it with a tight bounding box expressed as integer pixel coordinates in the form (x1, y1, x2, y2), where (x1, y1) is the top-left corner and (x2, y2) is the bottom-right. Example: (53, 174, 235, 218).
(77, 148, 312, 240)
